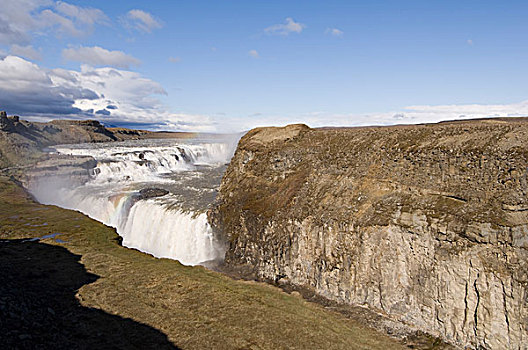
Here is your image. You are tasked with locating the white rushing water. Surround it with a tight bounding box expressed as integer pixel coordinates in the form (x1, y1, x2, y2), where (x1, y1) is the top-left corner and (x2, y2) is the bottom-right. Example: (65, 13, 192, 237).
(31, 136, 238, 265)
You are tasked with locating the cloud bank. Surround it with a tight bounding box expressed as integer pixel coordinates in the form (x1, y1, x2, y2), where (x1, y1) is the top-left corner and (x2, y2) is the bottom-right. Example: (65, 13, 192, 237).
(2, 55, 527, 132)
(0, 55, 214, 131)
(224, 100, 528, 132)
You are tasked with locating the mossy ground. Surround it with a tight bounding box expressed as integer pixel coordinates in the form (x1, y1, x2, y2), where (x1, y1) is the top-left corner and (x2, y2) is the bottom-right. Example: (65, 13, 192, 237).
(0, 176, 406, 350)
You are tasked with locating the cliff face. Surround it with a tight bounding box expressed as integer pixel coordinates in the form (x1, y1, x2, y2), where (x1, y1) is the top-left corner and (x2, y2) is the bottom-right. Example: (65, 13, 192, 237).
(210, 119, 528, 349)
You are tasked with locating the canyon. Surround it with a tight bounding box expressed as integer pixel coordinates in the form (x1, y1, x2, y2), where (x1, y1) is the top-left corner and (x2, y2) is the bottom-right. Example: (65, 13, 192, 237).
(0, 112, 409, 349)
(2, 110, 527, 348)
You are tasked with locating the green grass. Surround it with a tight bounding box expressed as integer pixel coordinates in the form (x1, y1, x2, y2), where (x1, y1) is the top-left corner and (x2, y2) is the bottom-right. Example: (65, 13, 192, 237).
(0, 176, 406, 350)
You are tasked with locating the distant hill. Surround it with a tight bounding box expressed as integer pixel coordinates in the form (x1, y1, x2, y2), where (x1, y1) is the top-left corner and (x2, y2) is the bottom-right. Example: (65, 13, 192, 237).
(0, 111, 193, 169)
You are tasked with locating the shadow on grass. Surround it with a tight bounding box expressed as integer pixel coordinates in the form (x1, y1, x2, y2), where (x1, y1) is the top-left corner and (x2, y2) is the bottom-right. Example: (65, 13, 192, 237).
(0, 239, 179, 349)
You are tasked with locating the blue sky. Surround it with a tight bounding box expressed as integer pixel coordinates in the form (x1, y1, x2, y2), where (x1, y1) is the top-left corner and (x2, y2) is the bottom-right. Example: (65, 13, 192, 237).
(1, 0, 527, 131)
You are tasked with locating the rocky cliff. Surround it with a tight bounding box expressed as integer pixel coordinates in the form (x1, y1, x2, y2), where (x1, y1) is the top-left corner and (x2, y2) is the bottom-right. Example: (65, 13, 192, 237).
(209, 119, 528, 349)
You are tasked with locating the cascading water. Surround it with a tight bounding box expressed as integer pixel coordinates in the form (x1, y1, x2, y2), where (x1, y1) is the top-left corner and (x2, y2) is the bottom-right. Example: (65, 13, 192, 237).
(30, 136, 239, 266)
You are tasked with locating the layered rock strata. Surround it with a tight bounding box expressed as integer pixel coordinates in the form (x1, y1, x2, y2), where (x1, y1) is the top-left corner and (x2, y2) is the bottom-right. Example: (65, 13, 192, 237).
(210, 119, 528, 349)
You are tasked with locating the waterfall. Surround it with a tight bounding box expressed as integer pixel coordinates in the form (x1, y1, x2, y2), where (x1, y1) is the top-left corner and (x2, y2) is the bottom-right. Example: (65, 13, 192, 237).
(31, 137, 237, 266)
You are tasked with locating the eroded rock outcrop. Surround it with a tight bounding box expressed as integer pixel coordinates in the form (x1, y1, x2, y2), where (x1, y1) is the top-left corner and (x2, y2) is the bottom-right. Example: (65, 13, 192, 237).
(210, 120, 528, 349)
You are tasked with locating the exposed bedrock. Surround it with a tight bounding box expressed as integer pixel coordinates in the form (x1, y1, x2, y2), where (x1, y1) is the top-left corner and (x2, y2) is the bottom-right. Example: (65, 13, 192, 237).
(209, 119, 528, 349)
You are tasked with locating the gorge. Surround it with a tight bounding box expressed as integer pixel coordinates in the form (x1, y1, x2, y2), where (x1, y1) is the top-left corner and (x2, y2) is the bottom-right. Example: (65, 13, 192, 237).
(3, 113, 411, 349)
(2, 111, 527, 349)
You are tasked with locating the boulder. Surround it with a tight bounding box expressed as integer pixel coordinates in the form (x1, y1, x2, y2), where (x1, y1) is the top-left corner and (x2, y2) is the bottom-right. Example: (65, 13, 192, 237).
(138, 188, 169, 199)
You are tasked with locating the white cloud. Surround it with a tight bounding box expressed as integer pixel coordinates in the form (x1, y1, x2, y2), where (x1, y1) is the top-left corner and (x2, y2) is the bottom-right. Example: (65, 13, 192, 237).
(168, 56, 181, 63)
(467, 39, 474, 45)
(265, 17, 305, 36)
(0, 55, 98, 116)
(316, 100, 528, 127)
(38, 9, 84, 36)
(0, 0, 108, 44)
(248, 49, 259, 58)
(122, 9, 163, 33)
(10, 44, 41, 60)
(0, 55, 215, 132)
(62, 46, 141, 69)
(54, 1, 108, 25)
(0, 0, 42, 45)
(326, 28, 343, 37)
(0, 55, 49, 83)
